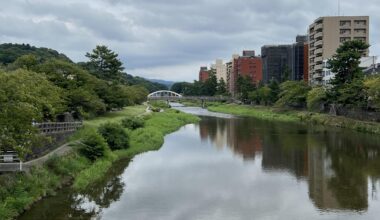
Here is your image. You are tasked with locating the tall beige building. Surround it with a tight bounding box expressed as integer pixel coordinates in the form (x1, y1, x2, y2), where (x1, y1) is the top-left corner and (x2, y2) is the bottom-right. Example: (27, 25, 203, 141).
(308, 16, 369, 85)
(214, 59, 227, 82)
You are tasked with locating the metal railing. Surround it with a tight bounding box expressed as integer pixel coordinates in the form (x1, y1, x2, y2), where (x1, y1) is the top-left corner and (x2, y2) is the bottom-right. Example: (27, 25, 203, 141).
(35, 121, 83, 134)
(0, 151, 20, 163)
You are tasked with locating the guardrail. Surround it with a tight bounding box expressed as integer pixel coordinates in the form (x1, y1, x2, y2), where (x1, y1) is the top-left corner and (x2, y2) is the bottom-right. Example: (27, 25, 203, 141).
(0, 151, 22, 172)
(35, 121, 83, 134)
(0, 151, 20, 163)
(1, 121, 83, 172)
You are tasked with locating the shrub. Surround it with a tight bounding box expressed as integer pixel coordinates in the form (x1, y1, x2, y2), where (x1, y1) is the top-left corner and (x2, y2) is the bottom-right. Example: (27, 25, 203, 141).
(364, 75, 380, 110)
(121, 116, 145, 130)
(98, 123, 129, 150)
(275, 81, 310, 108)
(78, 131, 108, 161)
(307, 86, 327, 111)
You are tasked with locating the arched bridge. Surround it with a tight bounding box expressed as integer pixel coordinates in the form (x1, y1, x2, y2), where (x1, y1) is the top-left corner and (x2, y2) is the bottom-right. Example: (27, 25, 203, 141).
(147, 90, 230, 102)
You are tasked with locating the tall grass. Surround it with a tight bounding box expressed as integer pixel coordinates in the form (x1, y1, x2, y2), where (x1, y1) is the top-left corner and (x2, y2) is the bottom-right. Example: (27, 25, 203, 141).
(209, 104, 380, 134)
(208, 104, 300, 122)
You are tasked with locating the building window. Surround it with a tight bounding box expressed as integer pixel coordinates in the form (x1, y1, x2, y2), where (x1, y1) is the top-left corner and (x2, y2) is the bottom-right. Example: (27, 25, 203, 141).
(340, 20, 351, 26)
(354, 20, 366, 26)
(354, 37, 366, 42)
(340, 37, 351, 42)
(340, 29, 351, 34)
(354, 29, 366, 34)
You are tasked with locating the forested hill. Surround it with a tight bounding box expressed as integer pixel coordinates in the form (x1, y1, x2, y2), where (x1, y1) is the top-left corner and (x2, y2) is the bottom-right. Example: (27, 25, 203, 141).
(0, 43, 72, 64)
(0, 43, 167, 92)
(123, 74, 168, 92)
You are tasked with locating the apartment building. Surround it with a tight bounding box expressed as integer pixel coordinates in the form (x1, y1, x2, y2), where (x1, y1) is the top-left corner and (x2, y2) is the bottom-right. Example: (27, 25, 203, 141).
(292, 35, 308, 81)
(231, 51, 262, 95)
(214, 59, 227, 82)
(308, 16, 369, 85)
(261, 45, 293, 83)
(199, 66, 209, 82)
(227, 54, 239, 95)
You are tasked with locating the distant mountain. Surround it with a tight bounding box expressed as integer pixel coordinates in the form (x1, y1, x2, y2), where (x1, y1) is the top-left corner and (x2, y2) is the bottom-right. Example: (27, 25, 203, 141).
(147, 79, 175, 89)
(0, 43, 72, 64)
(123, 75, 168, 92)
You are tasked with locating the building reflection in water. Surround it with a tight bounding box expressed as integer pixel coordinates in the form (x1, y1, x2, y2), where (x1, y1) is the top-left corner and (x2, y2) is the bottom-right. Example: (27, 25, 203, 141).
(198, 116, 380, 212)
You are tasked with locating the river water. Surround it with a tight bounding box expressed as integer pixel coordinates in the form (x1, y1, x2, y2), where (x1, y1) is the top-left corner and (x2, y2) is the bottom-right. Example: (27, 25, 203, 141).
(19, 106, 380, 220)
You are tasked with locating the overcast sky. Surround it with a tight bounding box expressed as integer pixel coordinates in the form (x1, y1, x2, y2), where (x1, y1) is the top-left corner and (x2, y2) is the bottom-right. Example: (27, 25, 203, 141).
(1, 0, 379, 82)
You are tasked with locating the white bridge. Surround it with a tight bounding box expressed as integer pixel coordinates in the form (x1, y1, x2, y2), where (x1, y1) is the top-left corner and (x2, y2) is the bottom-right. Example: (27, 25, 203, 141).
(147, 90, 231, 106)
(147, 90, 182, 99)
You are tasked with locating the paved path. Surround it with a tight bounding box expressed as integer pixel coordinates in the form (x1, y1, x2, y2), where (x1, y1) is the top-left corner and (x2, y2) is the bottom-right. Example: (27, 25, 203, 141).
(0, 141, 78, 172)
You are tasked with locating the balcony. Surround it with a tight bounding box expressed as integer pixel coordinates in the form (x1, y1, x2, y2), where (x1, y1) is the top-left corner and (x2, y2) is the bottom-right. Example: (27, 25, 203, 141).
(313, 73, 323, 79)
(315, 23, 323, 31)
(314, 56, 323, 63)
(315, 40, 323, 47)
(315, 32, 323, 39)
(315, 63, 323, 70)
(315, 48, 323, 55)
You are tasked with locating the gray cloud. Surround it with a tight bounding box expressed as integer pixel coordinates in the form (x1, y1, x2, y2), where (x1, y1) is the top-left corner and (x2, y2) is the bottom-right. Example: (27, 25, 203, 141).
(0, 0, 379, 81)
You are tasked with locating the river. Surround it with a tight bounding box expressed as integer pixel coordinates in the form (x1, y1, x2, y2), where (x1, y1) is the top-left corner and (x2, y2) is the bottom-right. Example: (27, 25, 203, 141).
(19, 106, 380, 220)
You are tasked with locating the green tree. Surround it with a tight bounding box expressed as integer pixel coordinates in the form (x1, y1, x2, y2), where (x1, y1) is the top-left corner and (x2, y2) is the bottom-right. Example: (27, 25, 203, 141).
(329, 40, 369, 87)
(171, 82, 193, 94)
(0, 69, 65, 157)
(336, 79, 367, 109)
(203, 71, 218, 96)
(327, 40, 369, 108)
(249, 86, 272, 105)
(12, 54, 39, 70)
(85, 45, 124, 82)
(216, 78, 228, 96)
(282, 65, 291, 82)
(236, 75, 256, 102)
(364, 75, 380, 110)
(307, 86, 327, 111)
(268, 79, 280, 104)
(67, 88, 106, 118)
(275, 81, 310, 108)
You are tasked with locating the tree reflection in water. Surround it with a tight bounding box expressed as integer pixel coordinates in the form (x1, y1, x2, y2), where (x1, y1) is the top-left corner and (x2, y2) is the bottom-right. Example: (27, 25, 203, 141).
(197, 116, 380, 212)
(18, 159, 129, 220)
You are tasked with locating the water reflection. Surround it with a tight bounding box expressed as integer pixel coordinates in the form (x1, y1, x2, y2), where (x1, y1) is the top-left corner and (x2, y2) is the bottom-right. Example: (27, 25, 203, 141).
(197, 116, 380, 212)
(18, 159, 129, 219)
(19, 115, 380, 220)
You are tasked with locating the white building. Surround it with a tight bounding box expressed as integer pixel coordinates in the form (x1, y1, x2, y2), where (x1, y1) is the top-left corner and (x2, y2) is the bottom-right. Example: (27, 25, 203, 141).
(214, 59, 227, 82)
(322, 56, 378, 85)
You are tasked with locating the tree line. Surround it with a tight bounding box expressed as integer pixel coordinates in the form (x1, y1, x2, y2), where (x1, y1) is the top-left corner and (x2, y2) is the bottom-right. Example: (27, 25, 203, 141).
(246, 40, 380, 113)
(0, 44, 162, 157)
(172, 40, 380, 113)
(171, 70, 228, 96)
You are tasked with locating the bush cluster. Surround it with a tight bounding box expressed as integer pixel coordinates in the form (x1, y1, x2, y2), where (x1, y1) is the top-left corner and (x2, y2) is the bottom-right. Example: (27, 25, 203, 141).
(121, 116, 145, 130)
(78, 131, 108, 161)
(98, 123, 129, 150)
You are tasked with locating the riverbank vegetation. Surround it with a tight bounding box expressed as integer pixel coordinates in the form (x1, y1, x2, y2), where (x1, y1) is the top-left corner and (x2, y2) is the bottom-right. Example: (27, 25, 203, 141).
(240, 41, 376, 112)
(0, 105, 199, 219)
(171, 70, 229, 96)
(208, 104, 380, 134)
(204, 40, 380, 130)
(0, 43, 168, 158)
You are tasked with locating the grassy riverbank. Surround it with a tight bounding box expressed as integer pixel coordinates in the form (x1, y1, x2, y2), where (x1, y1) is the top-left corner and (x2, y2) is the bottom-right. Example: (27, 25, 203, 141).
(208, 104, 380, 134)
(0, 105, 199, 220)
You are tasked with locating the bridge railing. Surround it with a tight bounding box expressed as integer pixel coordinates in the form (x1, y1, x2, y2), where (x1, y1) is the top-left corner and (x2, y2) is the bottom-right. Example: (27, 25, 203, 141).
(147, 96, 231, 101)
